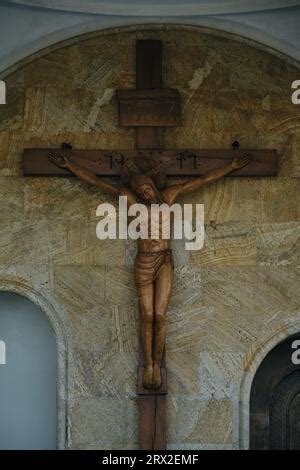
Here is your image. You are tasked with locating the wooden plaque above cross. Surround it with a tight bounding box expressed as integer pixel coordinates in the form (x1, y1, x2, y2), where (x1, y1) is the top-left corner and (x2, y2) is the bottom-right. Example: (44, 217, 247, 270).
(22, 40, 279, 451)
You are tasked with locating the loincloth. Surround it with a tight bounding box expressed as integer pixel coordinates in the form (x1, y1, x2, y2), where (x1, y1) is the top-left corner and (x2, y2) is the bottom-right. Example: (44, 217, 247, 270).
(134, 249, 174, 288)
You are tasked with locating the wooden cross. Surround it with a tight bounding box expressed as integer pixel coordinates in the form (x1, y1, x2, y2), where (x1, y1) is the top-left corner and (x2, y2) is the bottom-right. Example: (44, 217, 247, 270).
(23, 40, 279, 450)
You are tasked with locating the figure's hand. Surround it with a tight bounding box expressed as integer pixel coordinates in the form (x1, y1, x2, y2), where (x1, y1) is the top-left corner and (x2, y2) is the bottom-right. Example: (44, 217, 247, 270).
(231, 153, 252, 170)
(48, 152, 70, 169)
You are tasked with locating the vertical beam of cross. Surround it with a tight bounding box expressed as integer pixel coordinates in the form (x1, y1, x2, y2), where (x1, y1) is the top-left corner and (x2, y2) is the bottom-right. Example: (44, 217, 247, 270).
(134, 40, 168, 450)
(135, 40, 164, 151)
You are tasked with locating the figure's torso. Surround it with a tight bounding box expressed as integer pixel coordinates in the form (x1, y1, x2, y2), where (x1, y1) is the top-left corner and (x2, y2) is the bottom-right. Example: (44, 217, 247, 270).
(137, 204, 171, 253)
(123, 187, 174, 253)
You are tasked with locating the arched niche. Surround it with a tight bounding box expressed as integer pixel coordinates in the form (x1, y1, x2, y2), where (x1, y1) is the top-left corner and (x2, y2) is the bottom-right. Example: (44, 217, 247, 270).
(250, 333, 300, 450)
(0, 280, 69, 450)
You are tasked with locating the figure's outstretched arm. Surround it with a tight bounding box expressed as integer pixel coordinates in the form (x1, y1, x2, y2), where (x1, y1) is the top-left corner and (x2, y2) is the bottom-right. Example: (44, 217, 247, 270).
(165, 154, 252, 203)
(48, 153, 120, 197)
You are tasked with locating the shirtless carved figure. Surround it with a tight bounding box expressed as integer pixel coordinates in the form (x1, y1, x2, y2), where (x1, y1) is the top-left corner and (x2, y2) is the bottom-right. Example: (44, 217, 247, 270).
(49, 152, 251, 389)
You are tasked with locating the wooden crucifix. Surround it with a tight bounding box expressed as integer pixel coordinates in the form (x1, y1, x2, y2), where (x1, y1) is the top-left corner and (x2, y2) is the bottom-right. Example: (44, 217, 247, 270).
(23, 40, 279, 450)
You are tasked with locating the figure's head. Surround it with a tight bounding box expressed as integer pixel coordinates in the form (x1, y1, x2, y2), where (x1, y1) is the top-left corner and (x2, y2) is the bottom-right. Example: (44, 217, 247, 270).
(131, 174, 162, 204)
(121, 157, 167, 204)
(137, 183, 158, 204)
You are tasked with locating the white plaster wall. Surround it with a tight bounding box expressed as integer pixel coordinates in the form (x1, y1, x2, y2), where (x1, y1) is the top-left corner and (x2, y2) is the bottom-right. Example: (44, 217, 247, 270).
(0, 1, 300, 73)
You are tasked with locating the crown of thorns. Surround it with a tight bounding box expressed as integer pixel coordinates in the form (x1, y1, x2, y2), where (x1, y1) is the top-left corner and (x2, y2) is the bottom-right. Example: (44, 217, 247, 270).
(122, 156, 167, 191)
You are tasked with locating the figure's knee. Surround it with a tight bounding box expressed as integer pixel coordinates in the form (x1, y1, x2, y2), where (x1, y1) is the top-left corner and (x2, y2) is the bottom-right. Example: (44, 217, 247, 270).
(140, 306, 153, 325)
(155, 310, 165, 326)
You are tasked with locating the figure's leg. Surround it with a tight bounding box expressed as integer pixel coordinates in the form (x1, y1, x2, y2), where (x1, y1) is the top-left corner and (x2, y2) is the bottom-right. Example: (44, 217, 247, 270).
(153, 262, 174, 388)
(138, 283, 154, 389)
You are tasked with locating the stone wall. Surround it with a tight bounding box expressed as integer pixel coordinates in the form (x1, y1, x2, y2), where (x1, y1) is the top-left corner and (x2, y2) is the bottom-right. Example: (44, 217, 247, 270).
(0, 25, 299, 449)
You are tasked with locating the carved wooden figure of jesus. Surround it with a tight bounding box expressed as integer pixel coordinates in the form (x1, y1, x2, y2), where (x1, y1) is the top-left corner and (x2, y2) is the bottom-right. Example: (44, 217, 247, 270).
(49, 152, 251, 389)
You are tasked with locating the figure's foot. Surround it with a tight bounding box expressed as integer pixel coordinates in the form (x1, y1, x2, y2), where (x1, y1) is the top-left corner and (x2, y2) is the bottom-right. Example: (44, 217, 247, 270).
(143, 365, 153, 389)
(153, 363, 162, 389)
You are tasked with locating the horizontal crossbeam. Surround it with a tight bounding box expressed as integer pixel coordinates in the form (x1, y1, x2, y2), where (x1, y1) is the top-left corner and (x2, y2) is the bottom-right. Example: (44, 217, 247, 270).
(23, 148, 279, 177)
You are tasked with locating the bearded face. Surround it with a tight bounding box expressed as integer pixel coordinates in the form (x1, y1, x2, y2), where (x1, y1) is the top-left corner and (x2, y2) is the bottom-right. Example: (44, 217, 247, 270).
(136, 183, 161, 204)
